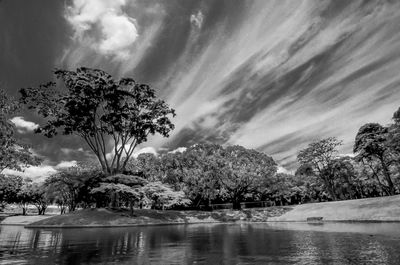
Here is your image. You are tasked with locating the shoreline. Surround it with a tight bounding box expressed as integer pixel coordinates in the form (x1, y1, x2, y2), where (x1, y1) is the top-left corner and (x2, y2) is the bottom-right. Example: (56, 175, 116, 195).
(2, 195, 400, 228)
(24, 220, 400, 229)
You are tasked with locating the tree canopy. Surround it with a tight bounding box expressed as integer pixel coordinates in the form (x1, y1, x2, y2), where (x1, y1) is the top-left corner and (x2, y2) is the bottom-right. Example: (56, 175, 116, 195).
(0, 89, 40, 173)
(297, 137, 343, 200)
(20, 68, 175, 175)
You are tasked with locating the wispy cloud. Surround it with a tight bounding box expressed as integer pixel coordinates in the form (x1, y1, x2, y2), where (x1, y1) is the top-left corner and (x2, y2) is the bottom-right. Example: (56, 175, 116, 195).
(190, 11, 204, 29)
(57, 1, 400, 170)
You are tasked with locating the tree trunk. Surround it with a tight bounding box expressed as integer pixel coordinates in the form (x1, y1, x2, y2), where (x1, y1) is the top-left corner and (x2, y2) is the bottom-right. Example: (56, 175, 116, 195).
(322, 176, 337, 201)
(129, 201, 134, 216)
(381, 159, 395, 195)
(232, 197, 241, 210)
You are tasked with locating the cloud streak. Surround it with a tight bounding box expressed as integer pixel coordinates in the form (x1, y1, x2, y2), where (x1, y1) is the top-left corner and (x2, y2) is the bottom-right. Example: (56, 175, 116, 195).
(58, 0, 400, 170)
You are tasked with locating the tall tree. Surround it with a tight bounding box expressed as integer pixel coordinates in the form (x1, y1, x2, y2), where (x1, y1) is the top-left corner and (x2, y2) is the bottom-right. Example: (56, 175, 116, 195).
(297, 137, 343, 200)
(354, 123, 396, 195)
(218, 145, 277, 209)
(20, 68, 175, 175)
(0, 89, 40, 173)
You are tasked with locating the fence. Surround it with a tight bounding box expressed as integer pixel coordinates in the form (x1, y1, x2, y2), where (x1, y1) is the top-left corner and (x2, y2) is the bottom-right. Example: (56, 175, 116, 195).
(199, 201, 278, 210)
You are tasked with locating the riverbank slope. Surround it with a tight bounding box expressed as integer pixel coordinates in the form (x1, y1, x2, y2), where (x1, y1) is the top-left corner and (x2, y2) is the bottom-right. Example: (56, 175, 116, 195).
(269, 194, 400, 222)
(8, 195, 400, 228)
(24, 207, 291, 228)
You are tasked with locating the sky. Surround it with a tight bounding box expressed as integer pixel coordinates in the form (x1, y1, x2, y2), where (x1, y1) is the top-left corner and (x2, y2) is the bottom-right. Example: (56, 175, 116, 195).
(1, 0, 400, 180)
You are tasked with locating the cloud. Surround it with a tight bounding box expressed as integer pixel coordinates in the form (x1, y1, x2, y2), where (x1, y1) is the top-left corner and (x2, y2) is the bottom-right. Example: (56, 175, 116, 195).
(10, 116, 39, 133)
(3, 165, 57, 182)
(190, 11, 204, 29)
(277, 166, 291, 174)
(61, 148, 84, 155)
(105, 145, 158, 161)
(55, 160, 78, 168)
(65, 0, 138, 59)
(55, 1, 400, 171)
(169, 147, 187, 154)
(132, 147, 157, 158)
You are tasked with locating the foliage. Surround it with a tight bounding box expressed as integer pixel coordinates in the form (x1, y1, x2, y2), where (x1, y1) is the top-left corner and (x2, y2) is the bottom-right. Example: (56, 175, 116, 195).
(354, 123, 397, 195)
(141, 181, 190, 209)
(45, 166, 103, 212)
(15, 178, 34, 215)
(20, 67, 175, 175)
(218, 145, 277, 209)
(0, 89, 41, 173)
(91, 173, 147, 211)
(297, 137, 343, 200)
(28, 183, 49, 215)
(0, 174, 23, 210)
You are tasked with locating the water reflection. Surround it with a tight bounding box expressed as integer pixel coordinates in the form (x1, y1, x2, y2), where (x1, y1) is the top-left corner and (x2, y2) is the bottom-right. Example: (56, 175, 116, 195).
(1, 223, 400, 264)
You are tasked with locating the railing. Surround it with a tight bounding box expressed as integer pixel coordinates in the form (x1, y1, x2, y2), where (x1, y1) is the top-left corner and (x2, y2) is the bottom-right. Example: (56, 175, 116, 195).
(199, 201, 278, 210)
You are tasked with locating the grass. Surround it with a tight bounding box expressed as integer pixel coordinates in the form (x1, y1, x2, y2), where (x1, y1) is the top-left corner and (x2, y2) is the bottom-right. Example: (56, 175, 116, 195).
(268, 194, 400, 222)
(20, 195, 400, 227)
(26, 206, 293, 228)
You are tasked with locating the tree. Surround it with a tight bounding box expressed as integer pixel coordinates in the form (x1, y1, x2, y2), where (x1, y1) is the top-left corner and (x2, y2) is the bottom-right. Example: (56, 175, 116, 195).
(16, 178, 34, 215)
(0, 89, 40, 173)
(44, 166, 102, 212)
(0, 174, 23, 211)
(91, 183, 142, 215)
(29, 183, 49, 215)
(218, 145, 277, 209)
(141, 181, 190, 210)
(20, 68, 175, 175)
(354, 123, 396, 195)
(94, 173, 147, 209)
(297, 137, 343, 200)
(132, 153, 163, 181)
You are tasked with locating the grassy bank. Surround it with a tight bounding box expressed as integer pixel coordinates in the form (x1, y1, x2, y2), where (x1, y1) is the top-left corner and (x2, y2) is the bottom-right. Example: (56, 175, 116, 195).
(25, 207, 292, 228)
(12, 195, 400, 228)
(269, 194, 400, 222)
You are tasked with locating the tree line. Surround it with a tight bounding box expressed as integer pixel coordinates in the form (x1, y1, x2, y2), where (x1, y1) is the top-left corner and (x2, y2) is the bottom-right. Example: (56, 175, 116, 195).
(1, 67, 400, 215)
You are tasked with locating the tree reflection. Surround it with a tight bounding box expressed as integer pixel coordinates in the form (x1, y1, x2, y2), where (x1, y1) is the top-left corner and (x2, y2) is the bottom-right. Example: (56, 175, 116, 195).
(1, 224, 400, 264)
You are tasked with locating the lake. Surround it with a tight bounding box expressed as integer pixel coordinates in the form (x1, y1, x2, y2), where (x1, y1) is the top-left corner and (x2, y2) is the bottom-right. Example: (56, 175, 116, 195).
(1, 222, 400, 264)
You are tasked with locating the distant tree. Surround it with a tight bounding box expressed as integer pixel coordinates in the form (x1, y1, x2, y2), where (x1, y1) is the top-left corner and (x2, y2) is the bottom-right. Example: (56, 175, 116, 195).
(0, 89, 40, 173)
(141, 181, 190, 210)
(297, 137, 343, 200)
(44, 166, 102, 212)
(176, 145, 222, 208)
(218, 145, 277, 210)
(93, 173, 147, 209)
(0, 174, 23, 211)
(16, 178, 34, 215)
(263, 173, 298, 206)
(20, 67, 175, 175)
(354, 123, 396, 195)
(329, 157, 359, 200)
(29, 183, 49, 215)
(91, 183, 142, 215)
(133, 153, 163, 181)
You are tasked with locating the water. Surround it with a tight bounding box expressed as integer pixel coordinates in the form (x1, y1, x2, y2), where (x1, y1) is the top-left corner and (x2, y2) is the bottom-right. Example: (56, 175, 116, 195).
(1, 222, 400, 264)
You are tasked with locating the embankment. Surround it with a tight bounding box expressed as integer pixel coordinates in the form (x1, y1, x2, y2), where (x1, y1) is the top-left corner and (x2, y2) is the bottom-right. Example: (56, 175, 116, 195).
(268, 194, 400, 222)
(4, 195, 400, 228)
(23, 207, 292, 228)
